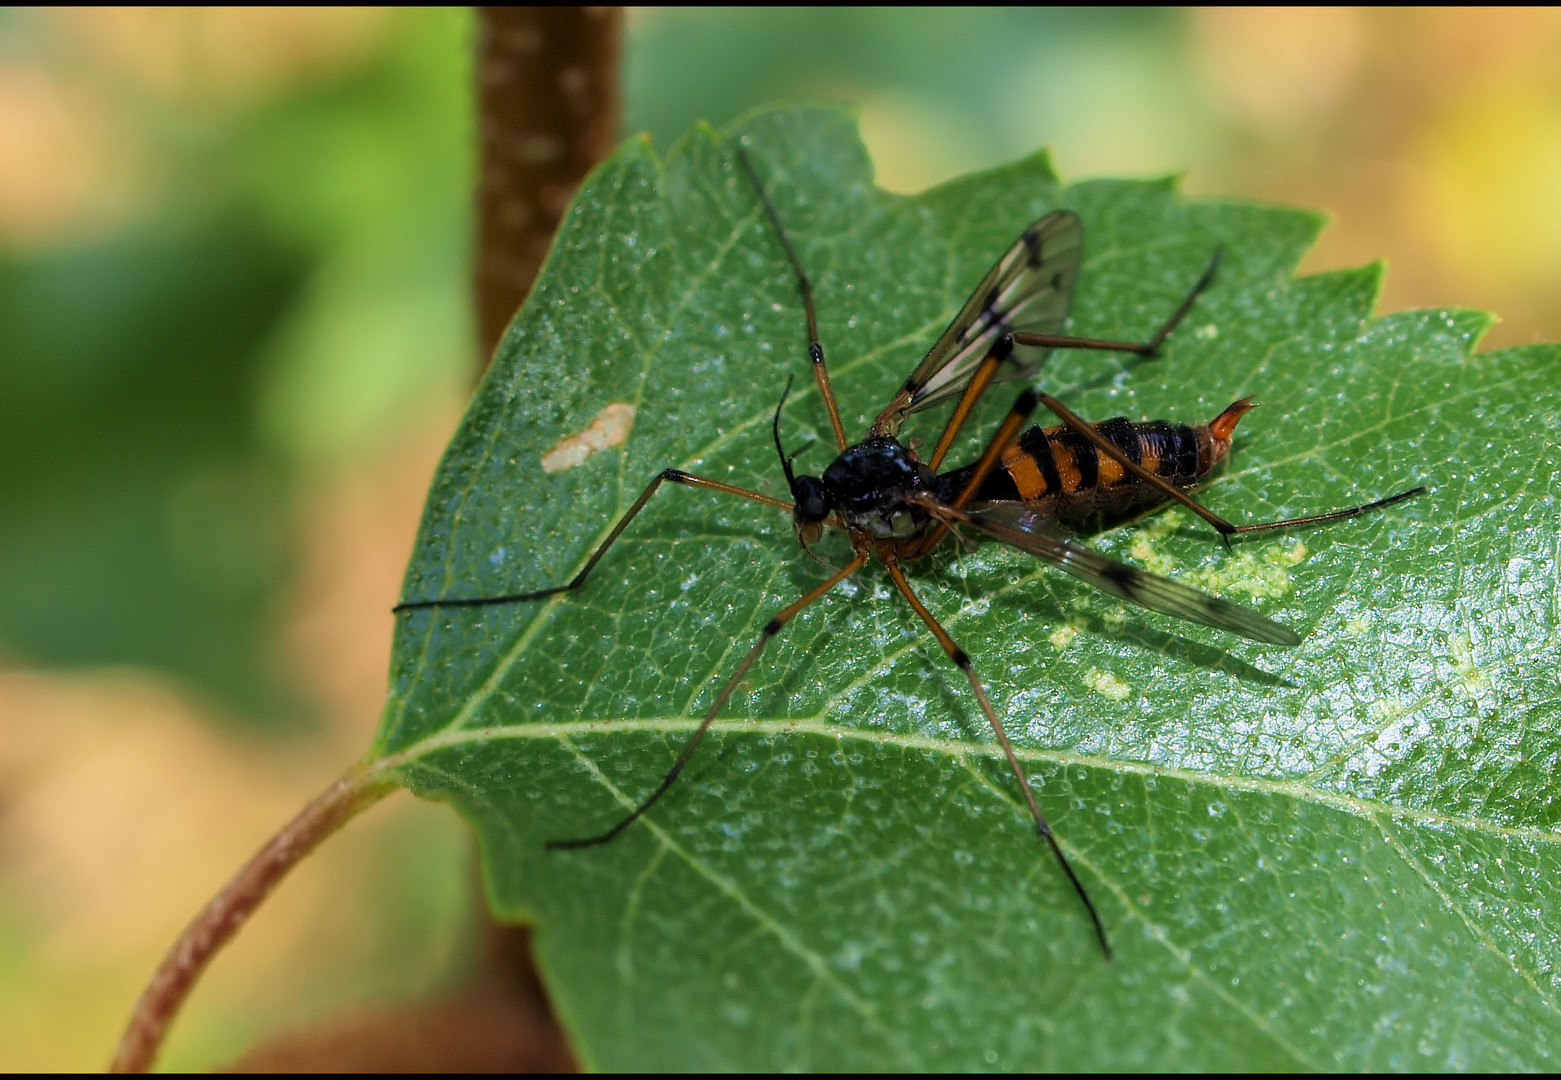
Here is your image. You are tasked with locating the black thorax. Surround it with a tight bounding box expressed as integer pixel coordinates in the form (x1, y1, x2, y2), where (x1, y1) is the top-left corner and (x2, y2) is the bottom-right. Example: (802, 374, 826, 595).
(817, 437, 936, 539)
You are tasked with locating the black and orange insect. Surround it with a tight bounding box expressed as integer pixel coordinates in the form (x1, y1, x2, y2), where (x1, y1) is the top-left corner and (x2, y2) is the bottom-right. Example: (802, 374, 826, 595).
(395, 146, 1423, 957)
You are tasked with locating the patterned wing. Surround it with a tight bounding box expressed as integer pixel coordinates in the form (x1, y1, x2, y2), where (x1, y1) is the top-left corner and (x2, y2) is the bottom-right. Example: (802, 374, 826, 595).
(957, 501, 1301, 646)
(871, 211, 1083, 437)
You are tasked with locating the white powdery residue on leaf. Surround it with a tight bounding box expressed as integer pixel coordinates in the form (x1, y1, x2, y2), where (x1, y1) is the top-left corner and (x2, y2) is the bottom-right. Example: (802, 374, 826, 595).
(540, 402, 637, 473)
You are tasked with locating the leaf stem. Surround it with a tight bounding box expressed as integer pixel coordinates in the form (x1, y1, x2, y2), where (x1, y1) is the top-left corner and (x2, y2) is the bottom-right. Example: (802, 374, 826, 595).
(109, 764, 397, 1073)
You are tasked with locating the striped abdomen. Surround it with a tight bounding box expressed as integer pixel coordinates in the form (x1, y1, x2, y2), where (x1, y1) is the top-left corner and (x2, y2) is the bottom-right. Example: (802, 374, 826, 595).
(939, 398, 1253, 518)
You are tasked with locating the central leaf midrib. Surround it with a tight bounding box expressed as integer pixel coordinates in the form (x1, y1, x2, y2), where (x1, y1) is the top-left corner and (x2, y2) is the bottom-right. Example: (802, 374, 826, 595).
(383, 716, 1561, 847)
(557, 702, 1314, 1070)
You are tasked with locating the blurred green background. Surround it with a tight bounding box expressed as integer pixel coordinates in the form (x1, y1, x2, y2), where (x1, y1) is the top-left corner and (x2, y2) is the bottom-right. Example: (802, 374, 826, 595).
(2, 7, 1559, 1070)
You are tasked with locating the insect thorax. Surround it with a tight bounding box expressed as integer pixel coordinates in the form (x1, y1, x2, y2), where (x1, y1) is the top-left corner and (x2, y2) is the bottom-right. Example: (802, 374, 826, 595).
(821, 436, 935, 539)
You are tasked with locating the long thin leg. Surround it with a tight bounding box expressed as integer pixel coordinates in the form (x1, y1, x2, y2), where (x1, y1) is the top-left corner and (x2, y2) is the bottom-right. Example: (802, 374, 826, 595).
(911, 387, 1041, 558)
(393, 469, 792, 612)
(548, 550, 871, 849)
(927, 351, 1004, 472)
(926, 250, 1222, 474)
(738, 146, 849, 451)
(1037, 393, 1425, 544)
(1011, 247, 1222, 358)
(882, 559, 1110, 959)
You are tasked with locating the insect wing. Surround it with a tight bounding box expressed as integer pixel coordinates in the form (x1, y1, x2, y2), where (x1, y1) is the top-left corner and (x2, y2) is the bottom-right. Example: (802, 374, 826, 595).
(962, 502, 1301, 646)
(872, 211, 1083, 437)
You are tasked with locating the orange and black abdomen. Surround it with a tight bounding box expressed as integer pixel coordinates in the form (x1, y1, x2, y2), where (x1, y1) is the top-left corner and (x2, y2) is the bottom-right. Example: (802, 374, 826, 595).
(938, 400, 1250, 518)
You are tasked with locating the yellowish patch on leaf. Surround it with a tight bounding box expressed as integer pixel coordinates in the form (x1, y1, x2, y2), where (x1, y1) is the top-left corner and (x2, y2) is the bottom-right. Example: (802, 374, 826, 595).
(1085, 667, 1132, 702)
(541, 402, 636, 473)
(1344, 611, 1374, 636)
(1185, 539, 1307, 601)
(1449, 630, 1492, 694)
(1128, 510, 1185, 575)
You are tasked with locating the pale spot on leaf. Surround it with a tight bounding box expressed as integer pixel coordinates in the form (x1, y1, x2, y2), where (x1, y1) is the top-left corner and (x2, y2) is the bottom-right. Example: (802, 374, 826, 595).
(540, 402, 636, 473)
(1085, 667, 1132, 702)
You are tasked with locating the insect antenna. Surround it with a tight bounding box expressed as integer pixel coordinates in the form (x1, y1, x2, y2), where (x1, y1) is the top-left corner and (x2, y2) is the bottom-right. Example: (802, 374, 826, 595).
(772, 375, 835, 569)
(772, 374, 800, 487)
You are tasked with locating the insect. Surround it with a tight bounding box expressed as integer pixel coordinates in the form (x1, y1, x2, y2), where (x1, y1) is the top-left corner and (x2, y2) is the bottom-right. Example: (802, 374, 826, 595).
(395, 145, 1424, 958)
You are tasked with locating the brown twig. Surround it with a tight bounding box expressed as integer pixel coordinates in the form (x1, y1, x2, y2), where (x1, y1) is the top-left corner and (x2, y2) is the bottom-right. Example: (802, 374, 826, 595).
(108, 767, 396, 1073)
(112, 10, 623, 1071)
(475, 6, 623, 361)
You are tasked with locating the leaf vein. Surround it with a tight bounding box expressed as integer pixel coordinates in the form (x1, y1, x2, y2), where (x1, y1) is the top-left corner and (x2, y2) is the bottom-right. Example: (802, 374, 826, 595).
(552, 734, 922, 1069)
(1371, 812, 1561, 1017)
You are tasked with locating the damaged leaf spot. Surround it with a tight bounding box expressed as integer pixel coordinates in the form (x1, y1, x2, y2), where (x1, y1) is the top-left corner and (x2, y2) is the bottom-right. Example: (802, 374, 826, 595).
(541, 402, 636, 473)
(1085, 667, 1132, 702)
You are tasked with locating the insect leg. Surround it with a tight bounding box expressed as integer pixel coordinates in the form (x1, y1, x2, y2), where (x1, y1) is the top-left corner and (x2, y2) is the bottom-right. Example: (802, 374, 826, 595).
(918, 249, 1218, 473)
(1010, 247, 1222, 358)
(882, 558, 1110, 959)
(737, 145, 849, 451)
(1223, 487, 1427, 535)
(1037, 394, 1424, 545)
(548, 550, 870, 850)
(393, 470, 792, 612)
(912, 387, 1042, 557)
(926, 350, 1005, 472)
(1041, 393, 1241, 538)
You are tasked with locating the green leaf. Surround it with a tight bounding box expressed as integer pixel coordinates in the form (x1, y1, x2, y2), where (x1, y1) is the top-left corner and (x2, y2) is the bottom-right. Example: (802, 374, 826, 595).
(379, 104, 1561, 1069)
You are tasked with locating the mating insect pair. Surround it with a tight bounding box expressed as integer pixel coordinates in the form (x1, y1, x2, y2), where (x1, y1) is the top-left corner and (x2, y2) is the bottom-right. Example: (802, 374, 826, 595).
(396, 144, 1423, 958)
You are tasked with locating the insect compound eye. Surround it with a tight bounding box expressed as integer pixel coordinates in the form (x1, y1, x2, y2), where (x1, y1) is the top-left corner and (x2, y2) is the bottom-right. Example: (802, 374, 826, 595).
(792, 475, 832, 525)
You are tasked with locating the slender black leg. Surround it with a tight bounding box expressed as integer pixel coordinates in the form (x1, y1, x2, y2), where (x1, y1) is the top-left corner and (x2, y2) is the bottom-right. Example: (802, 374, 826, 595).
(883, 558, 1111, 960)
(1222, 490, 1427, 534)
(1010, 247, 1222, 358)
(737, 145, 849, 451)
(1037, 393, 1425, 546)
(393, 470, 792, 612)
(548, 550, 870, 849)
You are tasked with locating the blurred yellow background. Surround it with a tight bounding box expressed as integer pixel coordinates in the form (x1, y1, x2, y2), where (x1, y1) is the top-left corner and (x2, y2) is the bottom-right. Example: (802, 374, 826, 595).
(2, 7, 1558, 1070)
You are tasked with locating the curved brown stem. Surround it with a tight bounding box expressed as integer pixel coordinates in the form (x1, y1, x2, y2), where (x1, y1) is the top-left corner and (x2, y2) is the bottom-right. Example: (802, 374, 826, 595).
(109, 765, 397, 1073)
